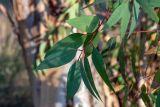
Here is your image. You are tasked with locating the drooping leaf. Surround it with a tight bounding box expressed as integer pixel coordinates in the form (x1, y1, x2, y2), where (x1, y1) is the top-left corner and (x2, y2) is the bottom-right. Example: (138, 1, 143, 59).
(128, 0, 140, 37)
(84, 57, 101, 100)
(67, 62, 82, 99)
(120, 1, 131, 39)
(118, 45, 127, 84)
(92, 47, 115, 92)
(67, 15, 99, 33)
(103, 1, 131, 39)
(45, 33, 86, 57)
(79, 60, 99, 99)
(103, 2, 126, 30)
(136, 0, 159, 22)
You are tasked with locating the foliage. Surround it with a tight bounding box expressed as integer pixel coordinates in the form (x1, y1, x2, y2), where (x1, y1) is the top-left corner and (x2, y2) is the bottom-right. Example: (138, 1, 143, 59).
(37, 0, 160, 106)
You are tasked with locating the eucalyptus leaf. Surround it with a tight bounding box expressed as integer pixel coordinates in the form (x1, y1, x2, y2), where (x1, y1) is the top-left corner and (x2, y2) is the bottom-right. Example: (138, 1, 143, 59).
(128, 1, 140, 37)
(84, 57, 101, 100)
(120, 1, 131, 39)
(37, 48, 77, 70)
(103, 2, 126, 30)
(67, 15, 99, 33)
(80, 60, 99, 100)
(136, 0, 159, 22)
(92, 47, 115, 92)
(84, 32, 100, 56)
(67, 62, 82, 99)
(45, 33, 86, 58)
(37, 33, 86, 70)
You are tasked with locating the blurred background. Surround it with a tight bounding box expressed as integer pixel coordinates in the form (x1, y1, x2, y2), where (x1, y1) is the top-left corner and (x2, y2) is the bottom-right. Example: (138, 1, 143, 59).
(0, 0, 160, 107)
(0, 13, 32, 107)
(0, 4, 32, 107)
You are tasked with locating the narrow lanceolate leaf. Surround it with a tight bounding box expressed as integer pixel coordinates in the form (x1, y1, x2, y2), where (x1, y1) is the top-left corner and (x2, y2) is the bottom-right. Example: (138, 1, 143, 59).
(37, 48, 77, 70)
(103, 2, 125, 30)
(67, 62, 82, 99)
(45, 33, 86, 57)
(136, 0, 159, 22)
(84, 57, 101, 100)
(128, 0, 140, 37)
(120, 1, 131, 39)
(79, 60, 99, 100)
(118, 46, 127, 84)
(92, 47, 115, 92)
(103, 1, 131, 39)
(67, 15, 99, 33)
(37, 33, 86, 70)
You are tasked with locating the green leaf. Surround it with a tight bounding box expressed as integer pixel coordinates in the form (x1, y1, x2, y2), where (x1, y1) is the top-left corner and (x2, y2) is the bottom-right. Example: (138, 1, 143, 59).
(117, 45, 127, 84)
(79, 60, 99, 100)
(37, 33, 86, 70)
(84, 57, 101, 100)
(149, 0, 160, 7)
(118, 47, 125, 73)
(141, 85, 152, 107)
(84, 32, 100, 56)
(156, 91, 160, 107)
(67, 62, 82, 99)
(103, 2, 125, 30)
(65, 3, 79, 19)
(120, 1, 131, 39)
(92, 47, 115, 92)
(136, 0, 159, 22)
(154, 70, 160, 83)
(128, 1, 140, 37)
(103, 1, 131, 39)
(37, 48, 77, 70)
(67, 15, 99, 33)
(45, 33, 86, 57)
